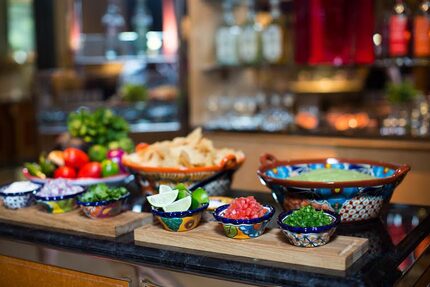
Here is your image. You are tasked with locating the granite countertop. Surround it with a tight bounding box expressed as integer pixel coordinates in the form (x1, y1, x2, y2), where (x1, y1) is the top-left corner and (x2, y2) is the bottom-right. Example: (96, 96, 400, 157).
(0, 189, 429, 286)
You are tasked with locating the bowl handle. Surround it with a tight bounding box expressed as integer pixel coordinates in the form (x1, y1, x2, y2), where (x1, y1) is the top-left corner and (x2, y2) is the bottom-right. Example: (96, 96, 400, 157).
(259, 153, 278, 166)
(219, 154, 238, 170)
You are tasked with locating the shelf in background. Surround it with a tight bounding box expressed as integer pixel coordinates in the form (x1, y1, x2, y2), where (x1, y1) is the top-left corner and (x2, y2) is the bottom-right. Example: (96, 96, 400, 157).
(74, 54, 177, 66)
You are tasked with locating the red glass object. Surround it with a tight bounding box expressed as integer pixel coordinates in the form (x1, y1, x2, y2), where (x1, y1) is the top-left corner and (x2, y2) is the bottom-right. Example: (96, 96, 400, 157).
(294, 0, 374, 65)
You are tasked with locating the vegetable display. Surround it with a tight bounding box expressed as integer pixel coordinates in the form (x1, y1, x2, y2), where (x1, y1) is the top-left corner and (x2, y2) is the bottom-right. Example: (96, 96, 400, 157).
(36, 179, 84, 197)
(67, 108, 134, 152)
(283, 205, 332, 228)
(78, 183, 128, 203)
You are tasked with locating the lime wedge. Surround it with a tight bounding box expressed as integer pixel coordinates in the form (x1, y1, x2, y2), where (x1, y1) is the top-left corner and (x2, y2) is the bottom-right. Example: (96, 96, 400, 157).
(159, 185, 173, 194)
(163, 196, 192, 212)
(147, 190, 179, 208)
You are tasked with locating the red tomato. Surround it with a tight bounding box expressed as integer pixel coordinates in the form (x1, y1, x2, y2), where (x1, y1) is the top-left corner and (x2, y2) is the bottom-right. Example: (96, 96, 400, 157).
(78, 162, 102, 178)
(63, 148, 89, 169)
(54, 166, 77, 179)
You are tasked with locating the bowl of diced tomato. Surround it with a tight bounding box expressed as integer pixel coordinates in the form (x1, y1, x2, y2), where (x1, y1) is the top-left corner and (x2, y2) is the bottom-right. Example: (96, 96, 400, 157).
(213, 196, 275, 239)
(23, 147, 130, 187)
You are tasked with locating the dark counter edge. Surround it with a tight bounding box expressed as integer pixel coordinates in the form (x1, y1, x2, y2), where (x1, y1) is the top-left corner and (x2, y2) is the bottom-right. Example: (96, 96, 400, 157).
(0, 222, 366, 287)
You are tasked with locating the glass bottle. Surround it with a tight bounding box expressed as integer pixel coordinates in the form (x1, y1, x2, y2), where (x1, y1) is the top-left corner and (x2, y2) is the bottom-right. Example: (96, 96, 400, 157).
(215, 0, 240, 65)
(133, 0, 153, 56)
(238, 0, 262, 64)
(102, 0, 125, 60)
(388, 0, 410, 58)
(261, 0, 287, 64)
(413, 0, 430, 58)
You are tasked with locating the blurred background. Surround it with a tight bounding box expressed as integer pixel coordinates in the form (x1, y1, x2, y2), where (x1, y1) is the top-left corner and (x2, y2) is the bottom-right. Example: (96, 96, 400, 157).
(2, 0, 430, 204)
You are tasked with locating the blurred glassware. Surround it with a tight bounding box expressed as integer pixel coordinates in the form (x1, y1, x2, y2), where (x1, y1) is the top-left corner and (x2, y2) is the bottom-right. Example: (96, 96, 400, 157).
(260, 93, 294, 132)
(102, 0, 125, 60)
(231, 94, 260, 130)
(380, 104, 409, 136)
(215, 0, 240, 65)
(410, 95, 430, 137)
(238, 0, 262, 64)
(133, 0, 153, 56)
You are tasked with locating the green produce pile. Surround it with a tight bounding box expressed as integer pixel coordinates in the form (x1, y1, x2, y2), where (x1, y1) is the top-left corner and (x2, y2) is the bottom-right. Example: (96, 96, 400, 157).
(79, 183, 128, 203)
(67, 108, 134, 152)
(25, 152, 56, 178)
(283, 205, 333, 228)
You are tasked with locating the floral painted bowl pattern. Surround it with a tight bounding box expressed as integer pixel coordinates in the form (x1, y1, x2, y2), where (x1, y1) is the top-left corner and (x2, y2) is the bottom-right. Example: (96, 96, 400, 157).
(77, 193, 130, 219)
(258, 154, 410, 222)
(213, 204, 275, 239)
(151, 203, 209, 232)
(277, 209, 340, 248)
(0, 184, 41, 209)
(34, 191, 84, 214)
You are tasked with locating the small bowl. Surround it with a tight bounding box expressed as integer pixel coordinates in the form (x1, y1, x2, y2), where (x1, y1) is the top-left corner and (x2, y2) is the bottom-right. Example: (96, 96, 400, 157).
(76, 193, 130, 219)
(213, 204, 275, 239)
(277, 209, 340, 248)
(0, 183, 41, 209)
(34, 190, 85, 214)
(151, 203, 209, 232)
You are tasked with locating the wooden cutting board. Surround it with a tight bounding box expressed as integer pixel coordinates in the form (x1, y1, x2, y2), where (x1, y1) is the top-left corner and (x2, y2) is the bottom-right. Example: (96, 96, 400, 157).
(134, 221, 368, 271)
(0, 205, 152, 238)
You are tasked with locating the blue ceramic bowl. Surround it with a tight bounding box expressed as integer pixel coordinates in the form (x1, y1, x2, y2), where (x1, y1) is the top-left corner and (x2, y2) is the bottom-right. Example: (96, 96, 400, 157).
(277, 209, 340, 248)
(0, 182, 41, 209)
(151, 203, 209, 232)
(77, 193, 130, 219)
(257, 154, 410, 222)
(34, 189, 85, 214)
(213, 204, 275, 239)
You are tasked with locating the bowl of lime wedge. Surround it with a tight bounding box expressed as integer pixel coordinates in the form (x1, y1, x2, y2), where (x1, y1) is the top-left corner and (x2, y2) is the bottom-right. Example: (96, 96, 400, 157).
(147, 184, 209, 232)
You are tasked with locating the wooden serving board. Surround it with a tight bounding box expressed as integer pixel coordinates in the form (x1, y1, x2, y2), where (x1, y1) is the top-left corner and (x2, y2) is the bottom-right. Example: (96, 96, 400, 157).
(0, 205, 152, 238)
(134, 222, 368, 271)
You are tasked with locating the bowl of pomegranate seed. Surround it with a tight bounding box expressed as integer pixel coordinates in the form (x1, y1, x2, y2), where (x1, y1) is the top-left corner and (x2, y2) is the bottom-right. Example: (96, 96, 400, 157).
(213, 196, 275, 239)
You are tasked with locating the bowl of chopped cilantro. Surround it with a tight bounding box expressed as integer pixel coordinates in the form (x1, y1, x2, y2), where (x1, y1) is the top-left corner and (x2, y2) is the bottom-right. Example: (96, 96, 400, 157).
(277, 205, 340, 248)
(77, 183, 130, 219)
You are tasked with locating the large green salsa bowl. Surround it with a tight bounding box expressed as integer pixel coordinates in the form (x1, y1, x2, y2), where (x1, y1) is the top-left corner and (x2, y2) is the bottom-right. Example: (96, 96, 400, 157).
(257, 154, 410, 222)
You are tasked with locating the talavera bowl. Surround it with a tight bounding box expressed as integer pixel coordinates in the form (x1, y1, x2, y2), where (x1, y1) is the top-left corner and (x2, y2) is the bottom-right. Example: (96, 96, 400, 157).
(213, 204, 275, 239)
(257, 154, 410, 222)
(151, 203, 209, 232)
(277, 209, 340, 248)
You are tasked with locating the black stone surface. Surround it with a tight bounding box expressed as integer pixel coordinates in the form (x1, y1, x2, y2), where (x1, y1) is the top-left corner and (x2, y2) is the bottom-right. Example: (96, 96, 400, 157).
(0, 190, 429, 287)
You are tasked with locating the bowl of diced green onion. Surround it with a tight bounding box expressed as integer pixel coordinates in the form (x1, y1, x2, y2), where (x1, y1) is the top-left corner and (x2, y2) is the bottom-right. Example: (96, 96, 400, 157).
(277, 205, 340, 248)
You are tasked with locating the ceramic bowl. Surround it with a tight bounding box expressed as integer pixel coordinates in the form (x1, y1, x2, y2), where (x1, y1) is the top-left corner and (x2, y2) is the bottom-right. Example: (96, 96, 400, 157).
(34, 190, 84, 214)
(277, 209, 340, 248)
(122, 152, 245, 196)
(151, 203, 209, 232)
(213, 204, 275, 239)
(257, 154, 410, 222)
(77, 193, 130, 219)
(0, 183, 41, 209)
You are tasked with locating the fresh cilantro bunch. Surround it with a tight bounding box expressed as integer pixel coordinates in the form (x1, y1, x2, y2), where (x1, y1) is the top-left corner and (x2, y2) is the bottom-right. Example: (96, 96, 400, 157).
(79, 183, 128, 203)
(67, 108, 130, 145)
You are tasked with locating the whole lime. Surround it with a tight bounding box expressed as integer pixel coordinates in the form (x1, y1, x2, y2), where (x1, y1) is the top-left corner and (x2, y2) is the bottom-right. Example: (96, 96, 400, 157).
(88, 145, 108, 162)
(191, 188, 209, 210)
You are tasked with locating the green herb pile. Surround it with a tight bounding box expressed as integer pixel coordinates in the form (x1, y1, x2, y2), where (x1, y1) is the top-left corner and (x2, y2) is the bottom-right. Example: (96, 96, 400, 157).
(79, 183, 128, 203)
(283, 205, 332, 228)
(67, 108, 131, 147)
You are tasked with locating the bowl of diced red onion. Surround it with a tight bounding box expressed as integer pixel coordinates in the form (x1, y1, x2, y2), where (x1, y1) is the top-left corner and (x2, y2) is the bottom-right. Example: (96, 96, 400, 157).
(34, 179, 84, 214)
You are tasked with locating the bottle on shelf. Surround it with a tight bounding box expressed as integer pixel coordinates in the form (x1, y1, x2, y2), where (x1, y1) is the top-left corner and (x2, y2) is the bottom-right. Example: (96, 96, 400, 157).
(388, 0, 411, 59)
(261, 0, 288, 64)
(133, 0, 153, 56)
(215, 0, 240, 65)
(102, 0, 125, 60)
(413, 0, 430, 58)
(237, 0, 262, 65)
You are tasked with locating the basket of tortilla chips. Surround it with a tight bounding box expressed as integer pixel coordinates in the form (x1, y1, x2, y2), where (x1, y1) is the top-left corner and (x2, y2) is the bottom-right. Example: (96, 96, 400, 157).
(122, 128, 245, 196)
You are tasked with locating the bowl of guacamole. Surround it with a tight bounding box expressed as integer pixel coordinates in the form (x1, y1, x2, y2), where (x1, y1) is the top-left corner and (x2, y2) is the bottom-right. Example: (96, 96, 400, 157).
(257, 154, 410, 223)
